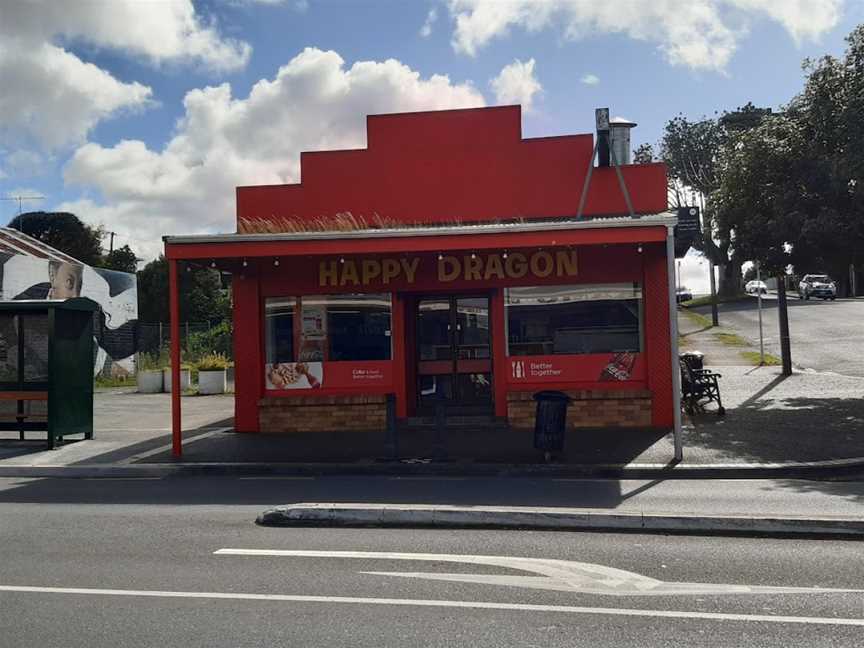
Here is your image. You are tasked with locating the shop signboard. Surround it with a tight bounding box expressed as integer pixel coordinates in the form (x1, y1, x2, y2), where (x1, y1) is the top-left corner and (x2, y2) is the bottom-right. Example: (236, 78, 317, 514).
(318, 250, 578, 289)
(265, 360, 392, 392)
(674, 206, 700, 258)
(508, 352, 645, 384)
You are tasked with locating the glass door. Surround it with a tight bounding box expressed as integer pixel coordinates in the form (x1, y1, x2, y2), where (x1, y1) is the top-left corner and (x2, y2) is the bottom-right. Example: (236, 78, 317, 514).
(416, 295, 492, 414)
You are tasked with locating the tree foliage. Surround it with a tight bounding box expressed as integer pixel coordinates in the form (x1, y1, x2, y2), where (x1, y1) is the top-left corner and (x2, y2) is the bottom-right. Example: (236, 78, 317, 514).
(632, 143, 655, 165)
(711, 25, 864, 293)
(136, 255, 231, 323)
(101, 244, 139, 273)
(8, 211, 104, 266)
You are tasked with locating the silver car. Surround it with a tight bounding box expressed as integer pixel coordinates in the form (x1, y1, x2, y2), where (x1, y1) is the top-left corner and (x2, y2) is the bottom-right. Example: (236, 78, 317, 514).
(798, 274, 836, 300)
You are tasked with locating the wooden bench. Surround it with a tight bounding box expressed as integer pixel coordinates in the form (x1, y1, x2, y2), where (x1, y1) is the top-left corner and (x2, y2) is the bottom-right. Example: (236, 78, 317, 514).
(0, 391, 49, 440)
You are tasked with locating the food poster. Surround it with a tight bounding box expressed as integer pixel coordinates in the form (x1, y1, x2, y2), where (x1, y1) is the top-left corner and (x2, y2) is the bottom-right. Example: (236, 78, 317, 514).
(266, 362, 323, 390)
(299, 303, 327, 361)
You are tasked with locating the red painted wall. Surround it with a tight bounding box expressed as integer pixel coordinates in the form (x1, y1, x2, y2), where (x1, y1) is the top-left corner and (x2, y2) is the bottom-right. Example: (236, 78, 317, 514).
(233, 267, 264, 432)
(236, 106, 667, 227)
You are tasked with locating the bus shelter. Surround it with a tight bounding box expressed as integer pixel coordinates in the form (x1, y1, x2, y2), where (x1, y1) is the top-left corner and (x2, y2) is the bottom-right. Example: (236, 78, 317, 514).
(0, 298, 97, 449)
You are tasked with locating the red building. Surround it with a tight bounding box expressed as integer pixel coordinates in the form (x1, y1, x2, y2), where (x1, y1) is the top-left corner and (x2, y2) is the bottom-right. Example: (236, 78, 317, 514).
(164, 105, 681, 457)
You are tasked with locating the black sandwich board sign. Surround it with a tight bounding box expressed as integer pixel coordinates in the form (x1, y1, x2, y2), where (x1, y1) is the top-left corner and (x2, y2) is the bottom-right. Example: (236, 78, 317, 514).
(675, 206, 700, 258)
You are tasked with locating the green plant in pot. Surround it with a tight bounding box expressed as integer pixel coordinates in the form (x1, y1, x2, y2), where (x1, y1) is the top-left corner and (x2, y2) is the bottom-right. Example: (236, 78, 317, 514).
(197, 353, 228, 395)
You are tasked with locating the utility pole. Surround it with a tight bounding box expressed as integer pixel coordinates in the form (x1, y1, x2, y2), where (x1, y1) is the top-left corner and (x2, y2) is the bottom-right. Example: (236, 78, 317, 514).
(756, 261, 764, 365)
(1, 194, 45, 230)
(708, 261, 719, 326)
(108, 231, 116, 254)
(777, 273, 793, 375)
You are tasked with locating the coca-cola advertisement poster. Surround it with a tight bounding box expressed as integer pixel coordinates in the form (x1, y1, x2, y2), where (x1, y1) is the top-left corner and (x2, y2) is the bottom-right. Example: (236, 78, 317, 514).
(509, 353, 644, 384)
(265, 362, 323, 390)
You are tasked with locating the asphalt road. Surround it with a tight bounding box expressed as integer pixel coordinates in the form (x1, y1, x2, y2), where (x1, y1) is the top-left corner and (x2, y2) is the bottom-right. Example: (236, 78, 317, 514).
(695, 295, 864, 376)
(1, 476, 863, 647)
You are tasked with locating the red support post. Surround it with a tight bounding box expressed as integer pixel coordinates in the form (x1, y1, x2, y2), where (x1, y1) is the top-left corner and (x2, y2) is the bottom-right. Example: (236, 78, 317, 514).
(169, 258, 182, 457)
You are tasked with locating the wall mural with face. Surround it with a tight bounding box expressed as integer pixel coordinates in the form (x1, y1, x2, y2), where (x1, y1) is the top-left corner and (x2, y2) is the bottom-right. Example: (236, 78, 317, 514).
(0, 253, 138, 377)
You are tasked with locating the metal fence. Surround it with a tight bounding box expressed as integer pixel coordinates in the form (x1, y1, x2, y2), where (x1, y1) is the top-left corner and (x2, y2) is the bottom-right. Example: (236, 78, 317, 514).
(134, 321, 232, 357)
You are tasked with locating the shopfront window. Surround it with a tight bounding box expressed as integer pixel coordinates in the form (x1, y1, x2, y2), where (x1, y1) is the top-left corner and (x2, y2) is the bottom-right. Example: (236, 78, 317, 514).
(265, 297, 296, 363)
(506, 284, 642, 356)
(305, 294, 392, 361)
(265, 294, 392, 364)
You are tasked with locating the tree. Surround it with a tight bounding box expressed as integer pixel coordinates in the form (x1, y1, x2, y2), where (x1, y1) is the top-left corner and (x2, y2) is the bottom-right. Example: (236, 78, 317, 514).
(632, 143, 655, 164)
(100, 244, 138, 273)
(137, 255, 231, 323)
(661, 105, 775, 296)
(8, 211, 103, 265)
(659, 114, 739, 294)
(783, 25, 864, 295)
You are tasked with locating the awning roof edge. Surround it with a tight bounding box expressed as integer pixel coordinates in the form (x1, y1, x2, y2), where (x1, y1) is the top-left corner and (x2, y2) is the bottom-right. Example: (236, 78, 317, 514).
(165, 213, 677, 260)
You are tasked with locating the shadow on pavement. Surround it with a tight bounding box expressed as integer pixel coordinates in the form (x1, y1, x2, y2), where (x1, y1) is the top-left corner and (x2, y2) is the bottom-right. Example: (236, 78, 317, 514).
(686, 395, 864, 471)
(135, 425, 671, 466)
(0, 474, 628, 508)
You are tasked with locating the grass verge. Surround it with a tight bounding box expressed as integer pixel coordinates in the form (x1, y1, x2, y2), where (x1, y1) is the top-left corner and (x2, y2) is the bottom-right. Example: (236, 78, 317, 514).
(95, 375, 137, 389)
(681, 293, 748, 308)
(740, 351, 781, 366)
(713, 332, 749, 346)
(680, 308, 712, 329)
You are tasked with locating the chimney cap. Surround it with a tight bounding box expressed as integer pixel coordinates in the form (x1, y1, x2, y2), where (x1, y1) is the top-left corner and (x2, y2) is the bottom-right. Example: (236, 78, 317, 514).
(611, 116, 637, 127)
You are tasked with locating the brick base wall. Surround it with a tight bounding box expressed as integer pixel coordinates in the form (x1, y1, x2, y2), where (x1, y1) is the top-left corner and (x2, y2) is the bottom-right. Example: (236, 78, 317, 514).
(507, 390, 653, 429)
(258, 394, 387, 433)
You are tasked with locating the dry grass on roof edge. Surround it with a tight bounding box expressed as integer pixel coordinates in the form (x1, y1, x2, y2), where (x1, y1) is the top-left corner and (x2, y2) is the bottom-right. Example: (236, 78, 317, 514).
(238, 212, 456, 234)
(237, 212, 533, 234)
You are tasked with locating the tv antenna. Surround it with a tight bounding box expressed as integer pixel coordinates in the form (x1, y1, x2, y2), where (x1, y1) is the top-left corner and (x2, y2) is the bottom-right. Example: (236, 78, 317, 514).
(1, 194, 45, 231)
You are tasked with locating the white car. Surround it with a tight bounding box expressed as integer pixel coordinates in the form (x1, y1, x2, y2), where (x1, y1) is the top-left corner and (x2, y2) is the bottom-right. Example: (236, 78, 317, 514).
(745, 280, 768, 295)
(798, 274, 836, 300)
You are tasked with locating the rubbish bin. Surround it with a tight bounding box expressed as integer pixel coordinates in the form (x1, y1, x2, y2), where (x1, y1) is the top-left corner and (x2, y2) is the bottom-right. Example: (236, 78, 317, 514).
(533, 391, 571, 457)
(679, 350, 704, 370)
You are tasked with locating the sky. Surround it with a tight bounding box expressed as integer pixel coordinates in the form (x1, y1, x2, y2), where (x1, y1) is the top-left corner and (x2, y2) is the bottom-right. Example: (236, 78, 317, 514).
(1, 0, 862, 266)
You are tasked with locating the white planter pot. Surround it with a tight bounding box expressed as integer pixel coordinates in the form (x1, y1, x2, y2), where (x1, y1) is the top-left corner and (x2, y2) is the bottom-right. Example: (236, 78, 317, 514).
(137, 370, 163, 394)
(163, 368, 191, 393)
(198, 369, 226, 395)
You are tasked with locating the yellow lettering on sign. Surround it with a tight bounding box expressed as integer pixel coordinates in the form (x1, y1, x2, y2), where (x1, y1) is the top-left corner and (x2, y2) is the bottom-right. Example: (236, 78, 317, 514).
(361, 259, 381, 285)
(381, 259, 400, 284)
(484, 254, 505, 280)
(400, 257, 419, 284)
(530, 251, 554, 278)
(339, 260, 359, 287)
(505, 252, 528, 278)
(464, 255, 482, 281)
(438, 256, 461, 282)
(555, 250, 578, 277)
(319, 260, 339, 287)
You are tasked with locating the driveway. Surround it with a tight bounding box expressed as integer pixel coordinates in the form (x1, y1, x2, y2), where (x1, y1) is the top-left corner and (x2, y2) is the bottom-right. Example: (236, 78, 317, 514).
(695, 295, 864, 377)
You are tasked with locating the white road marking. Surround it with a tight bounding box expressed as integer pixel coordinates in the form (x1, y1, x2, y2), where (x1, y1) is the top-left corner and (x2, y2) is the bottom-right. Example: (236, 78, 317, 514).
(0, 584, 862, 627)
(238, 476, 315, 481)
(83, 477, 162, 481)
(215, 549, 864, 597)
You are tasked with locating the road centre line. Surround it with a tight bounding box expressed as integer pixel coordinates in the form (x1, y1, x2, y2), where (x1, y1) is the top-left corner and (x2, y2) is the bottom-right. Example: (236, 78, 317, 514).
(0, 584, 861, 627)
(238, 476, 315, 480)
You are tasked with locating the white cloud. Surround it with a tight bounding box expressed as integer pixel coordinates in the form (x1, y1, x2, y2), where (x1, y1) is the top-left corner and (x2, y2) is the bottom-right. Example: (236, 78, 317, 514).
(489, 59, 542, 111)
(420, 7, 439, 38)
(62, 48, 485, 260)
(0, 0, 250, 153)
(0, 0, 250, 72)
(446, 0, 843, 71)
(581, 73, 600, 85)
(0, 41, 152, 150)
(3, 150, 46, 177)
(728, 0, 843, 43)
